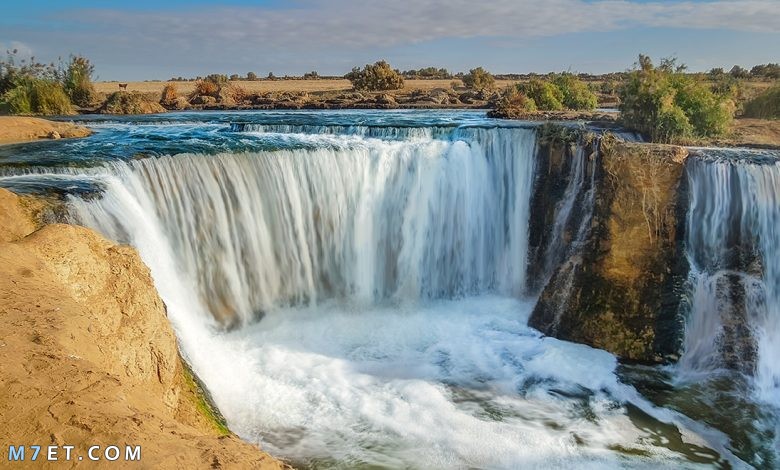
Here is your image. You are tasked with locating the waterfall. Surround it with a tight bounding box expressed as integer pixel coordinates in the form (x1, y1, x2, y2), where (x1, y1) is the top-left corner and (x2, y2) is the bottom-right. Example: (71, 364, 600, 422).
(65, 127, 537, 326)
(681, 152, 780, 407)
(1, 115, 757, 467)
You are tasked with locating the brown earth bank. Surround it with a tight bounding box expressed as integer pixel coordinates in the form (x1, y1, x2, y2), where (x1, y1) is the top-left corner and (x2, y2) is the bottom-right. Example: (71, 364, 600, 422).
(0, 117, 92, 145)
(0, 188, 287, 469)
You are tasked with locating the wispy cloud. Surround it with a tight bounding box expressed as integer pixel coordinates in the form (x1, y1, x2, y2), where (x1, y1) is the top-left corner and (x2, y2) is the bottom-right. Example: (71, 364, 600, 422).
(2, 0, 778, 78)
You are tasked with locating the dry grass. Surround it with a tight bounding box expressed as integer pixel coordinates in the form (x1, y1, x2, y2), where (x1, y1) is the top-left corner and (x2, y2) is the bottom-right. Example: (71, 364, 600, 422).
(96, 79, 520, 95)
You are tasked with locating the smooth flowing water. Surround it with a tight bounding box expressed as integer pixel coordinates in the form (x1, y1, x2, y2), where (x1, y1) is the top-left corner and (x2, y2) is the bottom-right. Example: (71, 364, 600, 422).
(1, 111, 777, 468)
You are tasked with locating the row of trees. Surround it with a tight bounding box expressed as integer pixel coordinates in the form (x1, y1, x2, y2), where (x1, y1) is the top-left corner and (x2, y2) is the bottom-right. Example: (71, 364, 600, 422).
(710, 63, 780, 80)
(0, 50, 97, 114)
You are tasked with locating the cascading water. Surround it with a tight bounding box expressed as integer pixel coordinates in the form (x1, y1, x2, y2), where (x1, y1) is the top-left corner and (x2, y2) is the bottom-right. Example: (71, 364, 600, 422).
(0, 111, 761, 468)
(72, 127, 535, 326)
(681, 151, 780, 407)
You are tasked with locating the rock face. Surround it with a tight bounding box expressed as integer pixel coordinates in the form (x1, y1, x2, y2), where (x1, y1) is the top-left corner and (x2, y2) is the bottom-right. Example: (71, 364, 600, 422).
(529, 133, 690, 363)
(0, 188, 285, 469)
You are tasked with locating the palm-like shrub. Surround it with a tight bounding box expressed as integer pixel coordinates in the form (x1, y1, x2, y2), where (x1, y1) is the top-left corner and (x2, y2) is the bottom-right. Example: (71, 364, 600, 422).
(62, 55, 96, 107)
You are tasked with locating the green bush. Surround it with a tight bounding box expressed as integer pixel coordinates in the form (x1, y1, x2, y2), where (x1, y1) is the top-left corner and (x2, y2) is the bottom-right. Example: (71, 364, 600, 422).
(517, 79, 564, 111)
(461, 67, 495, 92)
(742, 85, 780, 119)
(62, 55, 96, 108)
(345, 60, 404, 91)
(619, 55, 734, 143)
(551, 73, 597, 110)
(0, 77, 73, 115)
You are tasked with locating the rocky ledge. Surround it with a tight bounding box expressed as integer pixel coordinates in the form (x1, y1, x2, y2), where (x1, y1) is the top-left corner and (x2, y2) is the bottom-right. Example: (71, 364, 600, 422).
(0, 188, 286, 469)
(0, 117, 92, 145)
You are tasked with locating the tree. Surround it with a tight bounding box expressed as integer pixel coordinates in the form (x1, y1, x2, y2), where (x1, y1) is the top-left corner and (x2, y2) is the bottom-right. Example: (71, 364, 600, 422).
(345, 60, 404, 91)
(750, 63, 780, 80)
(461, 67, 495, 92)
(729, 65, 750, 79)
(246, 71, 257, 81)
(619, 55, 734, 143)
(229, 74, 240, 81)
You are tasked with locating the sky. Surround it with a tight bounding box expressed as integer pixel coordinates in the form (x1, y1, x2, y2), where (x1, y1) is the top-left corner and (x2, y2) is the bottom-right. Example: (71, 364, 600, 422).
(1, 0, 779, 81)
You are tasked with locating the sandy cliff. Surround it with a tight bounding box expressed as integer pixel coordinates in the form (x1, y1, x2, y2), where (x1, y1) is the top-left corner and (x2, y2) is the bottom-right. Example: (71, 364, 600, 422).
(0, 188, 285, 469)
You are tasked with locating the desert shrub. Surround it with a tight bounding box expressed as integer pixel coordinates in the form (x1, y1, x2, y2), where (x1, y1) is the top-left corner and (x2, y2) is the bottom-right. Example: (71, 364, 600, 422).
(0, 50, 58, 95)
(160, 83, 178, 105)
(1, 85, 31, 114)
(742, 85, 780, 119)
(61, 55, 96, 107)
(462, 67, 495, 92)
(345, 60, 404, 91)
(100, 91, 165, 114)
(551, 73, 597, 110)
(517, 79, 564, 111)
(619, 55, 734, 143)
(193, 79, 220, 97)
(0, 77, 73, 115)
(487, 87, 537, 118)
(226, 84, 248, 102)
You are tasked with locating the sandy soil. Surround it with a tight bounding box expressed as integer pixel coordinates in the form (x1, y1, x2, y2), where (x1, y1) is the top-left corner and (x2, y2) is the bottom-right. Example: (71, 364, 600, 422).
(0, 188, 287, 469)
(95, 78, 519, 95)
(0, 117, 92, 145)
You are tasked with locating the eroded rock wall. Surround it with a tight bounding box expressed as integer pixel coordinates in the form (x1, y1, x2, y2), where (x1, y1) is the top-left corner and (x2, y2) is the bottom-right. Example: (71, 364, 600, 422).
(529, 133, 690, 363)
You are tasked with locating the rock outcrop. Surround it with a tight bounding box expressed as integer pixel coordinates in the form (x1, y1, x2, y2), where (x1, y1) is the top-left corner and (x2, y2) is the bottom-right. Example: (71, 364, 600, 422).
(0, 188, 285, 469)
(0, 117, 92, 145)
(529, 132, 690, 363)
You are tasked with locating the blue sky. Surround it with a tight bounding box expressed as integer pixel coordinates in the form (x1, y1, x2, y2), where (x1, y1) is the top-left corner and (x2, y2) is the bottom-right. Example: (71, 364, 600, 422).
(2, 0, 779, 80)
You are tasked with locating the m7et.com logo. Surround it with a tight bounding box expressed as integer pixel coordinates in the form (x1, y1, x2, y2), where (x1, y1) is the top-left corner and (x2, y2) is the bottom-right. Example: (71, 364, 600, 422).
(7, 445, 141, 462)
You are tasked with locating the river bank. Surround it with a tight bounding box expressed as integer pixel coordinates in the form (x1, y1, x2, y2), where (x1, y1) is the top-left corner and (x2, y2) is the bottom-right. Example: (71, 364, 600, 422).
(0, 188, 287, 469)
